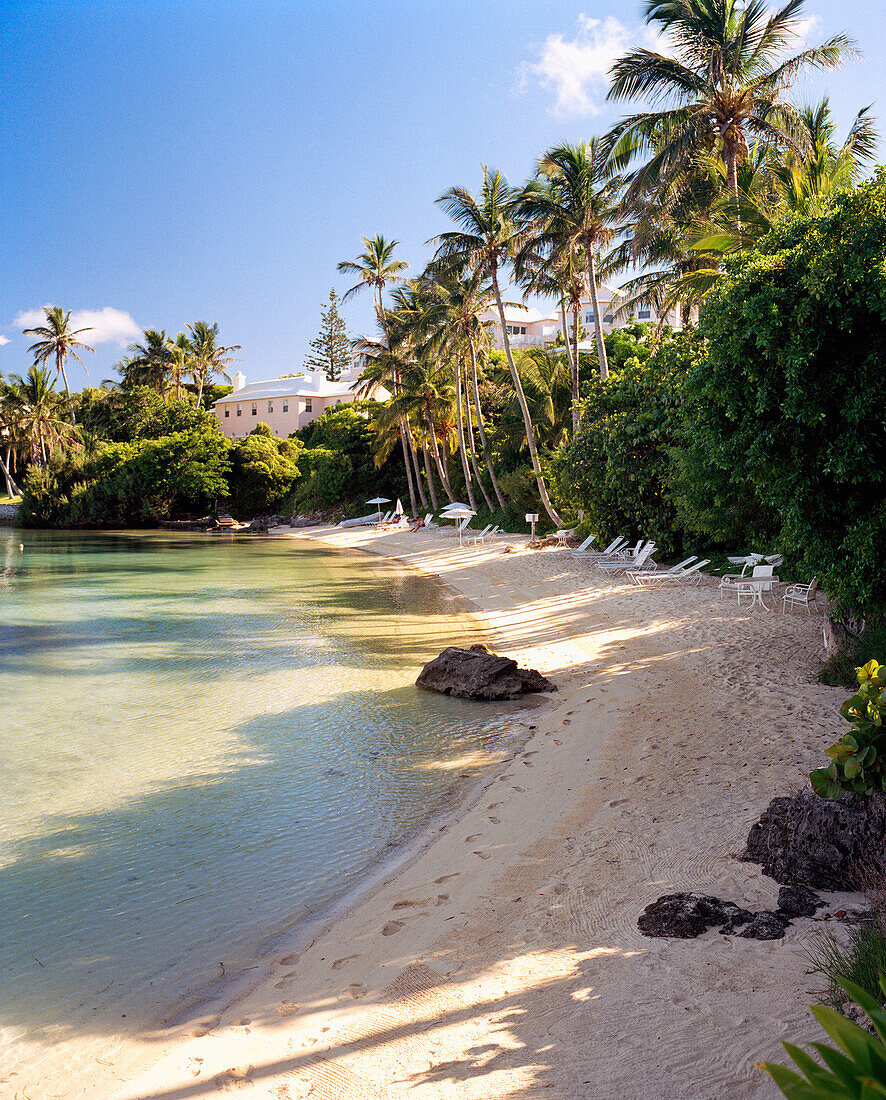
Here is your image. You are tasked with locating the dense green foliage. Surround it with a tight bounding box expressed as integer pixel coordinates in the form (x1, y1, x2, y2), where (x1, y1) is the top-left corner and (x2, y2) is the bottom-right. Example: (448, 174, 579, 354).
(761, 975, 886, 1098)
(810, 661, 885, 799)
(228, 424, 302, 515)
(21, 422, 231, 526)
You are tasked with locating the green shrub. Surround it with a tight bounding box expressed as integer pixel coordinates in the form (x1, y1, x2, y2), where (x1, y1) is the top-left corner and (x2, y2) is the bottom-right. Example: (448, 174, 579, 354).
(811, 661, 886, 799)
(293, 446, 353, 508)
(806, 923, 886, 1010)
(760, 974, 886, 1097)
(228, 431, 301, 515)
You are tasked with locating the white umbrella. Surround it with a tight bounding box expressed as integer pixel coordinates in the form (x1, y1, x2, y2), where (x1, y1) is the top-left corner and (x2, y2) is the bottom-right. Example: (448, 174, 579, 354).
(442, 502, 469, 510)
(394, 498, 404, 515)
(366, 496, 391, 520)
(444, 504, 476, 545)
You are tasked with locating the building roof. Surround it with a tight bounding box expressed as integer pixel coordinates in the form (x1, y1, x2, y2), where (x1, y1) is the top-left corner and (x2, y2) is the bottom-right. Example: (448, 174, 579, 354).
(213, 372, 363, 405)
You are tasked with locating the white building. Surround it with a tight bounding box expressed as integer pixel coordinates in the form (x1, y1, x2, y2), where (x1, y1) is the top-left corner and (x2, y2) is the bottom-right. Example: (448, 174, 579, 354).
(213, 360, 389, 440)
(483, 286, 680, 352)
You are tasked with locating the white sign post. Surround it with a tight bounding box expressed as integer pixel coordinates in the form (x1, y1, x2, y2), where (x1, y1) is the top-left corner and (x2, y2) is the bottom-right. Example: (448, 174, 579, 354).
(525, 512, 539, 542)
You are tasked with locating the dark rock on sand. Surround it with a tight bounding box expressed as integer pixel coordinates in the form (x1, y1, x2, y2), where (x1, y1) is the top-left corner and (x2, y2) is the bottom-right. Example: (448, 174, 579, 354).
(777, 885, 825, 917)
(416, 644, 557, 701)
(637, 893, 752, 939)
(738, 911, 791, 940)
(742, 787, 886, 890)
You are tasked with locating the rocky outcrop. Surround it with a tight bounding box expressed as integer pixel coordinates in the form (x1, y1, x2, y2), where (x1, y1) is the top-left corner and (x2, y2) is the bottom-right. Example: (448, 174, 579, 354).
(777, 885, 826, 917)
(637, 887, 824, 941)
(416, 644, 557, 701)
(742, 787, 886, 890)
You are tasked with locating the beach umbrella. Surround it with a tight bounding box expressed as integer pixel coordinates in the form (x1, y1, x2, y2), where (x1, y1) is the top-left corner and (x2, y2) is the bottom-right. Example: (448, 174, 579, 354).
(441, 502, 469, 510)
(444, 504, 476, 545)
(394, 498, 404, 515)
(366, 495, 391, 520)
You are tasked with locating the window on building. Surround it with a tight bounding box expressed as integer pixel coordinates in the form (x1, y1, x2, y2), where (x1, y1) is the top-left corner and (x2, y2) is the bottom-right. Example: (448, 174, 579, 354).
(236, 405, 242, 417)
(224, 408, 230, 418)
(638, 309, 651, 320)
(603, 314, 614, 323)
(268, 401, 274, 414)
(251, 404, 257, 416)
(282, 400, 288, 413)
(585, 311, 594, 324)
(305, 398, 313, 413)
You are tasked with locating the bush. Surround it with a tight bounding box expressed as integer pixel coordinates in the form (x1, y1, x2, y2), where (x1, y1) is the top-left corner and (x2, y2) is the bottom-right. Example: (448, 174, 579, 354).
(292, 446, 353, 508)
(228, 428, 301, 515)
(811, 661, 886, 800)
(760, 974, 886, 1097)
(689, 173, 886, 616)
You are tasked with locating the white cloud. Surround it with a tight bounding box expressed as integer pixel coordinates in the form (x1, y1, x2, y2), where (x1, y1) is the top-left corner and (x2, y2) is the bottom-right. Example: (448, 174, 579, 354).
(792, 14, 821, 49)
(0, 335, 9, 346)
(13, 306, 141, 347)
(522, 14, 663, 116)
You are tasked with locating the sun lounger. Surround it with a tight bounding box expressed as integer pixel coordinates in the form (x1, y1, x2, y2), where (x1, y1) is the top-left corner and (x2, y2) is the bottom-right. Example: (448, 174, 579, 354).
(568, 534, 596, 558)
(574, 536, 627, 561)
(597, 542, 656, 575)
(627, 559, 711, 587)
(469, 525, 500, 546)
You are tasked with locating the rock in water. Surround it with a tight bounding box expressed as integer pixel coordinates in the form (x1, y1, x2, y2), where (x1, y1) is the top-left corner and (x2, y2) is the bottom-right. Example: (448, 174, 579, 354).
(777, 885, 825, 918)
(637, 893, 752, 939)
(742, 787, 886, 890)
(415, 644, 557, 701)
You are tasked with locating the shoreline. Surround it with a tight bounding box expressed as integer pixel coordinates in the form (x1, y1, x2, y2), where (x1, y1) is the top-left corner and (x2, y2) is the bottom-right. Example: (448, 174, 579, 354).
(28, 524, 851, 1099)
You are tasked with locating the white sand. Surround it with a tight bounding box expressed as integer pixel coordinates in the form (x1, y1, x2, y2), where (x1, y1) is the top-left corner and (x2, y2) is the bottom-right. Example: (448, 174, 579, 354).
(25, 527, 853, 1098)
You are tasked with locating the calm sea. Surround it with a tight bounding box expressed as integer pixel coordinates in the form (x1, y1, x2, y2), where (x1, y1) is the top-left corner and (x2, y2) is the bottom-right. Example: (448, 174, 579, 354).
(0, 529, 503, 1064)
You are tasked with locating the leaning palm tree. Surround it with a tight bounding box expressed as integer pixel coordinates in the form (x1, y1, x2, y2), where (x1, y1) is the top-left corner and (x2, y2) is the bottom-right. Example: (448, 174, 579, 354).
(187, 321, 240, 409)
(434, 167, 562, 526)
(518, 141, 622, 382)
(7, 365, 74, 466)
(606, 0, 857, 201)
(121, 329, 173, 396)
(24, 306, 95, 423)
(0, 376, 24, 496)
(338, 236, 423, 515)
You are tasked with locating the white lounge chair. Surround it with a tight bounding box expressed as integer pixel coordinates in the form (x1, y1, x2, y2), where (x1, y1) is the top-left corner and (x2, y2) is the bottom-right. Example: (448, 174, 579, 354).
(597, 542, 657, 575)
(782, 577, 818, 614)
(469, 525, 499, 546)
(628, 559, 710, 587)
(373, 510, 393, 527)
(568, 534, 596, 558)
(575, 536, 627, 561)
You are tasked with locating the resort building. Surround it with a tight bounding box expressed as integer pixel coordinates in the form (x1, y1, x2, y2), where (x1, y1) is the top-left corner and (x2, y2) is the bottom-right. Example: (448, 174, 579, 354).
(482, 287, 680, 352)
(213, 361, 389, 439)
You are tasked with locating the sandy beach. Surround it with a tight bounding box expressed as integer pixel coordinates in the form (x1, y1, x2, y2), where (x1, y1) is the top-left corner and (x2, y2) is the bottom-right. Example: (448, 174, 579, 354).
(34, 526, 851, 1099)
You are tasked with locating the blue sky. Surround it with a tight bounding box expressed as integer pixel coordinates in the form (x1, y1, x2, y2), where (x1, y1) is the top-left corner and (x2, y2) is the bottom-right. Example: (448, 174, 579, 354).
(2, 0, 883, 389)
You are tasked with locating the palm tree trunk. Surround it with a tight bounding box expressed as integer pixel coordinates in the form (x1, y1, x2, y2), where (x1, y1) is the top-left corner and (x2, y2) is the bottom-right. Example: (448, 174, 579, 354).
(585, 248, 609, 381)
(467, 337, 505, 508)
(491, 271, 562, 526)
(376, 289, 419, 517)
(427, 411, 454, 501)
(405, 413, 429, 511)
(558, 299, 579, 437)
(462, 358, 493, 512)
(454, 360, 477, 512)
(572, 301, 581, 434)
(0, 451, 19, 497)
(421, 440, 439, 510)
(195, 368, 206, 410)
(57, 351, 76, 424)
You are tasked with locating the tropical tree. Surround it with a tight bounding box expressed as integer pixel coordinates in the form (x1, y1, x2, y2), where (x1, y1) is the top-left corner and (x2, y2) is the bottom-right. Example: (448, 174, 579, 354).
(167, 332, 194, 402)
(120, 329, 173, 396)
(0, 377, 24, 496)
(606, 0, 857, 200)
(518, 141, 622, 382)
(338, 235, 423, 514)
(6, 365, 75, 466)
(434, 167, 562, 525)
(24, 306, 95, 423)
(187, 321, 240, 409)
(304, 290, 352, 381)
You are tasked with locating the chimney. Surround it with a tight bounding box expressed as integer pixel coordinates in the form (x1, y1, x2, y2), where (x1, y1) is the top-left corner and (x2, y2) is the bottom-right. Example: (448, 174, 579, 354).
(232, 371, 246, 392)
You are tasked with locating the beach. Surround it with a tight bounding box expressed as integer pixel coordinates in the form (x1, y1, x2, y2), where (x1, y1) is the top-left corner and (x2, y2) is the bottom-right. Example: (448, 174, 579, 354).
(69, 523, 847, 1100)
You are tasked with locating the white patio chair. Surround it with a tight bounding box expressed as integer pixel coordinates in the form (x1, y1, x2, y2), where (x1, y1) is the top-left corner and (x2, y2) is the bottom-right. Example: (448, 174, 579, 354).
(718, 561, 752, 600)
(628, 559, 710, 587)
(782, 577, 818, 614)
(735, 565, 776, 610)
(553, 528, 576, 546)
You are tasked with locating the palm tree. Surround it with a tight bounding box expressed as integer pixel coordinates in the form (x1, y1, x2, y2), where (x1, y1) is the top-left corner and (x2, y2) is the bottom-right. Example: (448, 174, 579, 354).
(434, 167, 563, 526)
(167, 332, 195, 402)
(187, 321, 240, 408)
(24, 306, 95, 423)
(606, 0, 857, 201)
(7, 365, 74, 466)
(518, 142, 621, 383)
(120, 329, 173, 396)
(338, 235, 424, 515)
(0, 377, 24, 496)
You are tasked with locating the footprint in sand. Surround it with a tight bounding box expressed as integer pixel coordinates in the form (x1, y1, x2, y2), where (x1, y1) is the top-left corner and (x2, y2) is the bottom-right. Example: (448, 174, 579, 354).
(348, 984, 367, 1000)
(474, 850, 492, 859)
(434, 872, 459, 884)
(280, 954, 297, 965)
(487, 802, 504, 810)
(187, 1057, 203, 1078)
(216, 1066, 253, 1089)
(512, 785, 526, 792)
(562, 719, 572, 726)
(553, 739, 562, 746)
(489, 815, 501, 823)
(522, 760, 534, 767)
(382, 920, 404, 935)
(392, 899, 425, 910)
(523, 751, 538, 758)
(331, 956, 358, 971)
(274, 974, 296, 988)
(436, 894, 450, 905)
(277, 1001, 299, 1017)
(465, 833, 483, 842)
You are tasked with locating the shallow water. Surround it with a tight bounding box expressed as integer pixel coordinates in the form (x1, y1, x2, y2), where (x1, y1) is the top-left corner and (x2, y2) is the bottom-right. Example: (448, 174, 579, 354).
(0, 530, 504, 1056)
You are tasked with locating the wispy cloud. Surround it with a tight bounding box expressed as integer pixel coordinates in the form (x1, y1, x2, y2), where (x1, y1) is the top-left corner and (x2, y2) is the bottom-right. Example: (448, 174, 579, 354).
(13, 306, 141, 347)
(0, 335, 9, 346)
(522, 14, 662, 116)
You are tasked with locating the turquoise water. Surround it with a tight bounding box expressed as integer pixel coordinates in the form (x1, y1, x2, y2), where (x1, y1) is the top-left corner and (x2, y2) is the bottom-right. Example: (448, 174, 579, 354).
(0, 529, 503, 1049)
